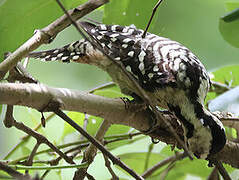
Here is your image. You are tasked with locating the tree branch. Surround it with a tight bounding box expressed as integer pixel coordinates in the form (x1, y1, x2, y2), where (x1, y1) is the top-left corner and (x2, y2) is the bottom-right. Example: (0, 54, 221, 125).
(0, 0, 109, 80)
(0, 83, 152, 131)
(54, 108, 144, 180)
(1, 82, 239, 169)
(74, 119, 111, 179)
(142, 152, 186, 178)
(0, 161, 33, 180)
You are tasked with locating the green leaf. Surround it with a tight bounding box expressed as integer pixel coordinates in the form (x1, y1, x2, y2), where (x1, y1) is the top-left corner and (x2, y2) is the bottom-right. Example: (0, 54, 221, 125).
(118, 152, 165, 174)
(226, 2, 239, 12)
(219, 2, 239, 48)
(106, 135, 145, 151)
(64, 0, 88, 9)
(62, 112, 84, 138)
(93, 84, 132, 99)
(159, 158, 210, 179)
(103, 0, 130, 25)
(93, 88, 124, 99)
(86, 115, 131, 141)
(206, 65, 239, 103)
(0, 0, 84, 62)
(103, 0, 159, 30)
(0, 170, 11, 180)
(86, 115, 103, 136)
(219, 18, 239, 48)
(211, 65, 239, 86)
(21, 146, 31, 156)
(115, 139, 167, 175)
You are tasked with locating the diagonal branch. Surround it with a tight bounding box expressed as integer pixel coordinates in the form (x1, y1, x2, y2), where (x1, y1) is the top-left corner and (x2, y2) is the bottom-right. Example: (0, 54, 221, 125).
(0, 161, 33, 180)
(12, 118, 74, 165)
(0, 0, 109, 79)
(53, 108, 144, 180)
(142, 152, 186, 178)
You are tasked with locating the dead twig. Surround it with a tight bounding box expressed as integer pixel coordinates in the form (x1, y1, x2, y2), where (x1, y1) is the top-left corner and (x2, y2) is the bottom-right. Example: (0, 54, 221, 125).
(207, 167, 219, 180)
(209, 158, 231, 180)
(12, 118, 74, 165)
(53, 107, 144, 180)
(74, 119, 111, 179)
(160, 161, 175, 180)
(142, 152, 186, 178)
(210, 80, 231, 94)
(103, 154, 119, 180)
(3, 113, 55, 160)
(142, 0, 164, 38)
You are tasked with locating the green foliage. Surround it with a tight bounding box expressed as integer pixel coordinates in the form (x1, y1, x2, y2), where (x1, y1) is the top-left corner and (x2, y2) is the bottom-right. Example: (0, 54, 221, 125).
(212, 65, 239, 86)
(119, 152, 165, 174)
(0, 170, 11, 180)
(63, 111, 84, 138)
(219, 2, 239, 48)
(0, 0, 89, 61)
(154, 159, 210, 180)
(104, 0, 159, 30)
(1, 0, 239, 180)
(206, 65, 239, 102)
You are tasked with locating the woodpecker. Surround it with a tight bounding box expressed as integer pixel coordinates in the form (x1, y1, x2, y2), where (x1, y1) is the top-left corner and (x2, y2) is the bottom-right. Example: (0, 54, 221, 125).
(29, 21, 226, 159)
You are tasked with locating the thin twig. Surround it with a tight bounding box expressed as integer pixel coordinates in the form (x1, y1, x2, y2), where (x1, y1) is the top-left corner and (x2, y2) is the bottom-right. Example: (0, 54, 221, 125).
(144, 143, 154, 171)
(80, 113, 89, 140)
(8, 163, 89, 171)
(3, 113, 55, 160)
(40, 170, 50, 180)
(86, 173, 96, 180)
(53, 108, 144, 180)
(83, 119, 111, 163)
(0, 0, 109, 79)
(210, 158, 231, 180)
(88, 82, 115, 93)
(0, 161, 33, 180)
(210, 80, 231, 94)
(3, 105, 15, 128)
(103, 154, 119, 180)
(142, 152, 186, 178)
(75, 119, 111, 179)
(12, 119, 74, 165)
(142, 0, 163, 38)
(207, 167, 219, 180)
(8, 132, 142, 165)
(160, 161, 175, 180)
(221, 117, 239, 122)
(9, 63, 38, 84)
(25, 142, 41, 166)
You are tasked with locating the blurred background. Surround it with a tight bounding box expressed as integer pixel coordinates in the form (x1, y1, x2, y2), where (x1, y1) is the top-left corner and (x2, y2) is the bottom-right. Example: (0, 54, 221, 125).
(0, 0, 239, 179)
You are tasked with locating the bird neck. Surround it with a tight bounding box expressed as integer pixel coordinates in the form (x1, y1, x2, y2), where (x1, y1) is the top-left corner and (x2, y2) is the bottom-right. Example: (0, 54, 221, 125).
(168, 99, 226, 158)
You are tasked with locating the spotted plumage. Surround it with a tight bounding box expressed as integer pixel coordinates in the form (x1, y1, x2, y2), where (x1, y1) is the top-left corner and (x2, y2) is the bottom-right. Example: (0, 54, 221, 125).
(29, 21, 226, 159)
